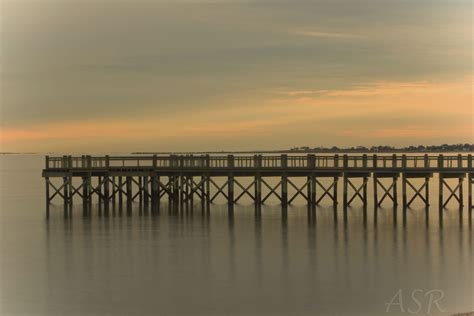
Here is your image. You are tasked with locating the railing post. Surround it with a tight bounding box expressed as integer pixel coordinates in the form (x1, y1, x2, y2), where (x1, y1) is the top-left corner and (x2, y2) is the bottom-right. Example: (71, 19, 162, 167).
(227, 155, 234, 168)
(373, 154, 377, 169)
(281, 154, 288, 168)
(343, 154, 348, 169)
(254, 154, 259, 168)
(105, 155, 110, 168)
(392, 154, 397, 168)
(468, 154, 472, 169)
(437, 154, 444, 169)
(402, 154, 407, 169)
(458, 154, 462, 169)
(153, 154, 157, 168)
(87, 155, 92, 168)
(334, 154, 339, 168)
(45, 156, 49, 169)
(424, 154, 429, 168)
(308, 154, 315, 169)
(68, 155, 73, 169)
(206, 154, 210, 168)
(362, 154, 368, 168)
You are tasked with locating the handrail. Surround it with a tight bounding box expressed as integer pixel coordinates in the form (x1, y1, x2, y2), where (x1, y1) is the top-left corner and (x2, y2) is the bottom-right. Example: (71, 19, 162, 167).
(44, 154, 474, 170)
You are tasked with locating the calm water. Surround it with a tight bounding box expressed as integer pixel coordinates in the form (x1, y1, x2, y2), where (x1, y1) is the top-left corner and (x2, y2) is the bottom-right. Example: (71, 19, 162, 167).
(0, 155, 472, 316)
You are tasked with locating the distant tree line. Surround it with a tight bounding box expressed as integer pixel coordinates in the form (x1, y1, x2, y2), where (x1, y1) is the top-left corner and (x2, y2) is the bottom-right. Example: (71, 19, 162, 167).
(289, 144, 474, 153)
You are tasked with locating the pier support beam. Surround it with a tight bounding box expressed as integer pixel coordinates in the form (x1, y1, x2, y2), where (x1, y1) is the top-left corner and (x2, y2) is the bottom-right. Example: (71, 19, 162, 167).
(255, 174, 261, 211)
(281, 174, 288, 214)
(228, 174, 234, 211)
(104, 175, 110, 214)
(315, 177, 339, 207)
(373, 173, 399, 208)
(82, 176, 89, 215)
(439, 173, 465, 210)
(63, 176, 69, 214)
(287, 177, 309, 205)
(126, 176, 132, 213)
(402, 173, 432, 208)
(343, 173, 370, 207)
(118, 176, 123, 207)
(469, 173, 473, 220)
(45, 177, 50, 218)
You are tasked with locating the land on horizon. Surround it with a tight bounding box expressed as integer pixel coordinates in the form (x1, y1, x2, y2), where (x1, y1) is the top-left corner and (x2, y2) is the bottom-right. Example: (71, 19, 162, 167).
(131, 143, 474, 155)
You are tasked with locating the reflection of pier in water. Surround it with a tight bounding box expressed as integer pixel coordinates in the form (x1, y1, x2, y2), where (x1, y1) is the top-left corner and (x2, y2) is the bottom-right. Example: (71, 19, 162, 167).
(42, 154, 473, 221)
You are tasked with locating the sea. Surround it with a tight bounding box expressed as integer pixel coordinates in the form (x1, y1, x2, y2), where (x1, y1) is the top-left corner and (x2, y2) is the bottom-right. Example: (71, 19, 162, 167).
(0, 154, 472, 315)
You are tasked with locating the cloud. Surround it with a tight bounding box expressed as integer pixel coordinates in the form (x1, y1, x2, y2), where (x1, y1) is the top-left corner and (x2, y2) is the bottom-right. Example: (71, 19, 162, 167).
(293, 30, 362, 39)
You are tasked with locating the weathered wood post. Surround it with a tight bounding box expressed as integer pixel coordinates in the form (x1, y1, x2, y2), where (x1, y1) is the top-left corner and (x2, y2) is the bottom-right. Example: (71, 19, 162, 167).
(308, 154, 316, 207)
(205, 155, 210, 209)
(373, 154, 378, 208)
(111, 176, 116, 210)
(438, 154, 444, 214)
(227, 155, 234, 210)
(393, 175, 398, 207)
(126, 176, 132, 214)
(144, 176, 149, 211)
(343, 154, 348, 208)
(104, 156, 110, 214)
(469, 154, 472, 218)
(118, 176, 123, 208)
(45, 177, 50, 218)
(281, 154, 288, 213)
(362, 154, 368, 209)
(138, 176, 143, 212)
(157, 175, 161, 213)
(402, 155, 407, 211)
(333, 154, 339, 212)
(63, 176, 69, 214)
(45, 156, 50, 217)
(254, 154, 262, 210)
(82, 176, 88, 216)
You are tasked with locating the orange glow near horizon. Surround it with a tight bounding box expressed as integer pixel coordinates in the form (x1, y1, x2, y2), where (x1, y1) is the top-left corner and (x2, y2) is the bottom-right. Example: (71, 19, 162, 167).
(1, 76, 472, 152)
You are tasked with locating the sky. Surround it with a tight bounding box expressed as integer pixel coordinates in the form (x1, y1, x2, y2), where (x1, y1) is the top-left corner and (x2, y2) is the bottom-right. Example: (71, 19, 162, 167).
(0, 0, 472, 153)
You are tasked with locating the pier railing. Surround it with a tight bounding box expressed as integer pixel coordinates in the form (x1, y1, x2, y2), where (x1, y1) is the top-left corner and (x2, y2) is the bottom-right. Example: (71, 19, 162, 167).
(45, 154, 473, 171)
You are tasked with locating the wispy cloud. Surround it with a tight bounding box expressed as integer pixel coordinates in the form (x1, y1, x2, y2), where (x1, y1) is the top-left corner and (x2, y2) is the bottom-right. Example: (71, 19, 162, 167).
(293, 30, 362, 39)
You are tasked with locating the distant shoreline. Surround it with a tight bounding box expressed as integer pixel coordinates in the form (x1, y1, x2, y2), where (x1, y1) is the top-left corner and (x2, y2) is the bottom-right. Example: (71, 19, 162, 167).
(132, 150, 474, 155)
(2, 144, 473, 155)
(132, 144, 474, 154)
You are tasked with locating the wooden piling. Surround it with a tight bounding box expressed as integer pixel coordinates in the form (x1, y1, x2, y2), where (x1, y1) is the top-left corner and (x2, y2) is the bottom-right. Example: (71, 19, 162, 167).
(281, 174, 288, 213)
(402, 173, 407, 208)
(469, 173, 472, 219)
(45, 177, 50, 218)
(82, 176, 88, 215)
(126, 176, 132, 213)
(104, 175, 110, 214)
(373, 174, 378, 208)
(333, 177, 338, 208)
(63, 176, 68, 212)
(255, 173, 261, 209)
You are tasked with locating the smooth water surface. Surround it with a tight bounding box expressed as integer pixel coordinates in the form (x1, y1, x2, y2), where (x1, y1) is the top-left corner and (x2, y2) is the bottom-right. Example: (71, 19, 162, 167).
(0, 155, 473, 315)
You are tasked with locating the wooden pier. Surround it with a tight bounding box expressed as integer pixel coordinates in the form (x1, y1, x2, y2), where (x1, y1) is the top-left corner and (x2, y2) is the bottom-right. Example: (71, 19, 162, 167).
(42, 154, 473, 220)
